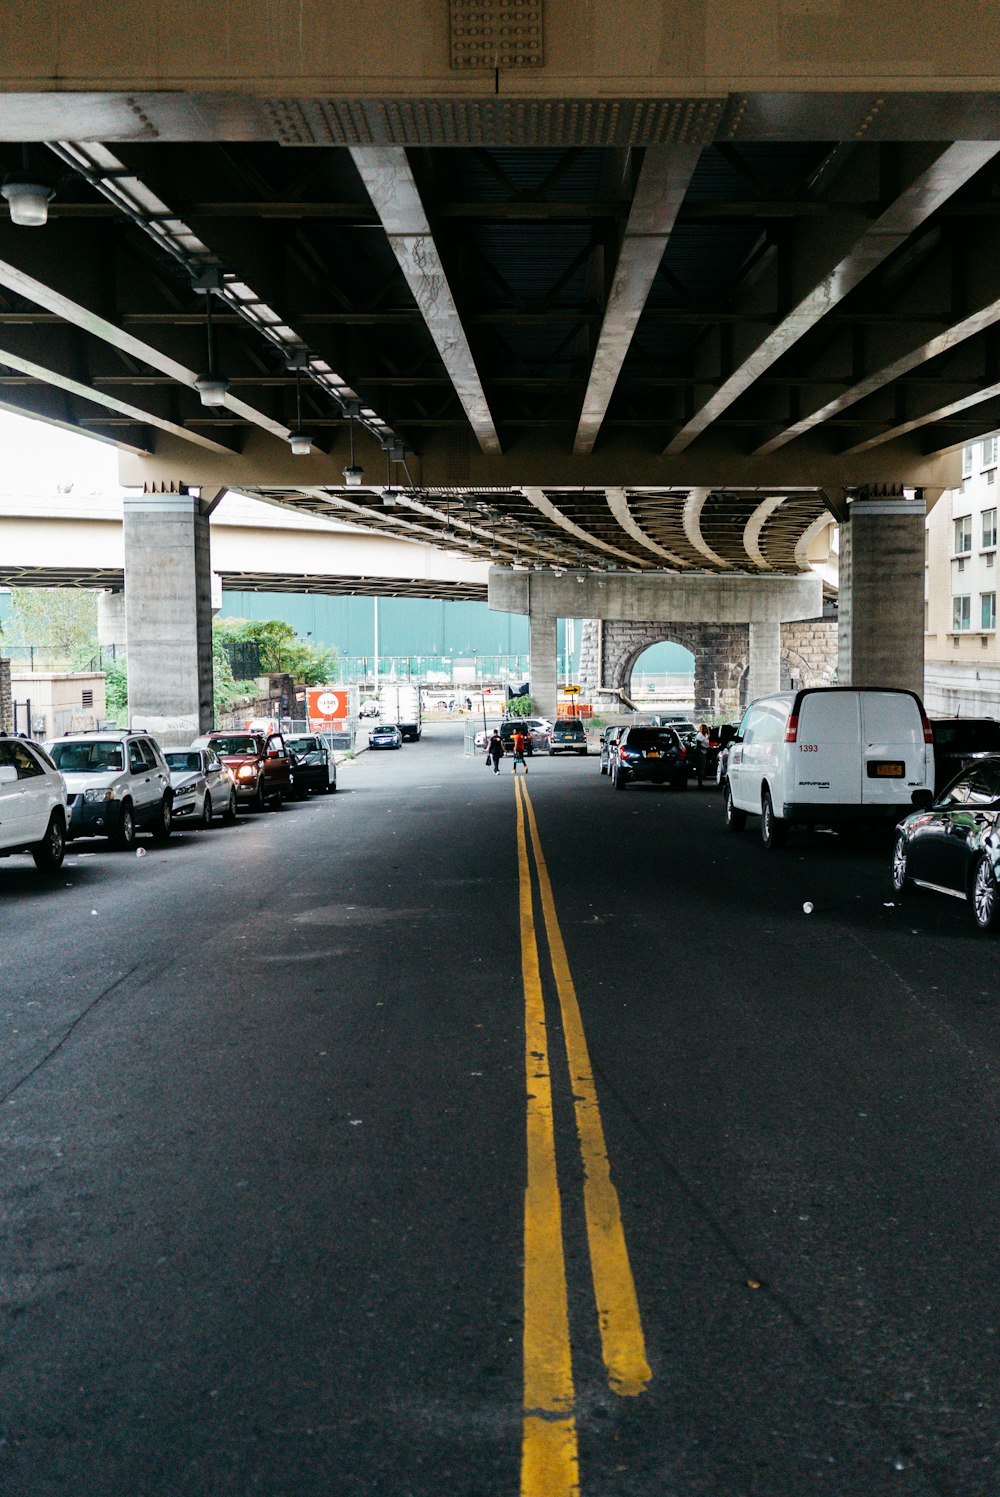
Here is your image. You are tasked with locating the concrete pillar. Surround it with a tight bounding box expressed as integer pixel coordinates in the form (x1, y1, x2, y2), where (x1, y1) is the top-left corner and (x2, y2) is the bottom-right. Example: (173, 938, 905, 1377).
(747, 621, 781, 701)
(838, 496, 925, 695)
(529, 612, 558, 720)
(123, 493, 214, 744)
(97, 589, 127, 650)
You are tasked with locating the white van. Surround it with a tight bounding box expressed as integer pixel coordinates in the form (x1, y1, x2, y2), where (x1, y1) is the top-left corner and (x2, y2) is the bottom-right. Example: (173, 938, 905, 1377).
(724, 687, 934, 848)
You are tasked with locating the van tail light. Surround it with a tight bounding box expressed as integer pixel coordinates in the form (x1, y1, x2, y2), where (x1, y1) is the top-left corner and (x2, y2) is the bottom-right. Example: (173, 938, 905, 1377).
(784, 714, 799, 744)
(920, 711, 933, 744)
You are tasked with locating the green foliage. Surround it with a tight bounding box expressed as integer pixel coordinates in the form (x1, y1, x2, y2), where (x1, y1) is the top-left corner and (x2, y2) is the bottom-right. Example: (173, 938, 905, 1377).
(507, 693, 535, 718)
(214, 616, 339, 687)
(5, 587, 99, 660)
(104, 657, 129, 713)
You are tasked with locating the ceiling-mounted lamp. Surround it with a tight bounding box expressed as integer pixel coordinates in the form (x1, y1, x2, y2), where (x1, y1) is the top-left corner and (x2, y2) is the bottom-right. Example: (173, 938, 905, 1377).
(193, 266, 230, 408)
(1, 179, 54, 227)
(1, 148, 55, 227)
(285, 351, 313, 457)
(342, 405, 363, 485)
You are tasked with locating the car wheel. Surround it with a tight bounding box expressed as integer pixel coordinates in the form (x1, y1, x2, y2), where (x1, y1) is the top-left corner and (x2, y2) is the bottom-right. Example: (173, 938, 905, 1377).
(724, 781, 746, 832)
(326, 772, 337, 793)
(970, 854, 1000, 932)
(269, 791, 283, 809)
(251, 780, 266, 812)
(890, 832, 913, 894)
(613, 768, 627, 790)
(201, 792, 213, 828)
(113, 800, 136, 850)
(32, 812, 66, 871)
(761, 787, 788, 849)
(600, 759, 607, 775)
(151, 795, 173, 842)
(223, 790, 238, 823)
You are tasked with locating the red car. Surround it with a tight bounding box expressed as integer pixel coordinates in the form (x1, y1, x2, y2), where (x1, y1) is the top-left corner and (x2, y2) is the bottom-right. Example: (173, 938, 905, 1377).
(192, 731, 292, 810)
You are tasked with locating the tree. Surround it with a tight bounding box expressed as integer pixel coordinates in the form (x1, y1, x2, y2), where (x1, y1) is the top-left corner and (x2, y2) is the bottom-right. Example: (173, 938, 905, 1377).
(507, 693, 535, 718)
(5, 587, 99, 662)
(214, 616, 339, 687)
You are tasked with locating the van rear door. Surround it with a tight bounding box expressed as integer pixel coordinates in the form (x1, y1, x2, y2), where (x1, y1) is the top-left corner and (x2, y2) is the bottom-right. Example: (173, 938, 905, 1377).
(860, 691, 927, 806)
(794, 690, 862, 806)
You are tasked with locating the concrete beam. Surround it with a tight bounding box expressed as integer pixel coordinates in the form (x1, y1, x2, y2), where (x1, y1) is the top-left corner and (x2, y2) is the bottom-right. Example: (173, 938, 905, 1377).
(489, 568, 823, 624)
(574, 146, 701, 455)
(350, 147, 500, 457)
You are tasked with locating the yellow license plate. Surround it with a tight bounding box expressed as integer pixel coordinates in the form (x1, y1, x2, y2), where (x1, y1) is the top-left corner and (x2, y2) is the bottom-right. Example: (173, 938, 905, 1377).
(647, 751, 660, 758)
(870, 761, 904, 778)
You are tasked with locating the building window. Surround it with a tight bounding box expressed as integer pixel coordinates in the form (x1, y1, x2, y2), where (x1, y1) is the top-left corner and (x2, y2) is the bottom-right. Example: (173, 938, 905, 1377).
(989, 469, 997, 486)
(983, 435, 998, 468)
(953, 595, 971, 631)
(982, 592, 997, 631)
(954, 516, 973, 554)
(963, 444, 974, 477)
(984, 508, 998, 549)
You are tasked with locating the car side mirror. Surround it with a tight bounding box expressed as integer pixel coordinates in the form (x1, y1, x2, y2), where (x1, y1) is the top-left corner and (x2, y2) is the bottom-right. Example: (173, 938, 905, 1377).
(910, 788, 934, 810)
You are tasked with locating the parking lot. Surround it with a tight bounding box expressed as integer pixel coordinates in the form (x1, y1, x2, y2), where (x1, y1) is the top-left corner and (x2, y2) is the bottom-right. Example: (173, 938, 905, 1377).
(0, 721, 996, 1496)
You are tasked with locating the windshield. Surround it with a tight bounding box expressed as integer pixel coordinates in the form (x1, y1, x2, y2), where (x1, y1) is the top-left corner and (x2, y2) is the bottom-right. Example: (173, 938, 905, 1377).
(934, 722, 1000, 752)
(375, 725, 398, 733)
(207, 735, 259, 755)
(48, 740, 124, 772)
(289, 738, 319, 752)
(165, 752, 201, 772)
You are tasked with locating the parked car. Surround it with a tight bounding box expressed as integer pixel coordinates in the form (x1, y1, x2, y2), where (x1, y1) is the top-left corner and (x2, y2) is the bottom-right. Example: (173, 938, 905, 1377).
(191, 731, 292, 810)
(725, 688, 935, 848)
(285, 734, 337, 793)
(163, 748, 238, 826)
(369, 723, 403, 750)
(714, 724, 740, 789)
(46, 729, 173, 848)
(891, 755, 1000, 932)
(599, 725, 625, 775)
(0, 734, 69, 871)
(930, 719, 1000, 794)
(609, 725, 687, 790)
(547, 718, 588, 756)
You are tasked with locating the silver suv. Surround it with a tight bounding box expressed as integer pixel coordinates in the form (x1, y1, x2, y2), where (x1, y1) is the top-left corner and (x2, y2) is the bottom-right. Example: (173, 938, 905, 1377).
(45, 730, 173, 849)
(0, 735, 69, 871)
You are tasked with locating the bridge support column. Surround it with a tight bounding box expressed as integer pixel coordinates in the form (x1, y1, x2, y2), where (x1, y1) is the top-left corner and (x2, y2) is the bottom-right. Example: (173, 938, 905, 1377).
(838, 496, 925, 695)
(97, 589, 127, 650)
(747, 621, 781, 701)
(529, 612, 558, 721)
(123, 493, 214, 743)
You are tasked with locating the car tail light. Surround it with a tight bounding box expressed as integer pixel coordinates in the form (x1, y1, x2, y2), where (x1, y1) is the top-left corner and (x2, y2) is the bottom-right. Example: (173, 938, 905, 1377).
(678, 745, 686, 759)
(619, 745, 629, 761)
(784, 714, 799, 744)
(920, 710, 933, 744)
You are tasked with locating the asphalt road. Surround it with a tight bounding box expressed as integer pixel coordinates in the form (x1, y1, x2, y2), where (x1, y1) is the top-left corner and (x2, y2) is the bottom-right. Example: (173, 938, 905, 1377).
(0, 723, 996, 1497)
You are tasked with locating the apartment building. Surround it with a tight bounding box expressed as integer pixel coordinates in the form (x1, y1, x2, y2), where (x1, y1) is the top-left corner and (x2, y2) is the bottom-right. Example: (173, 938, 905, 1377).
(924, 437, 999, 716)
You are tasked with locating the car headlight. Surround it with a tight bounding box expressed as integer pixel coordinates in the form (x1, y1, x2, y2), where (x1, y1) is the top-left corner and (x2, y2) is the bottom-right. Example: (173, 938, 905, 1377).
(83, 787, 116, 803)
(237, 765, 256, 779)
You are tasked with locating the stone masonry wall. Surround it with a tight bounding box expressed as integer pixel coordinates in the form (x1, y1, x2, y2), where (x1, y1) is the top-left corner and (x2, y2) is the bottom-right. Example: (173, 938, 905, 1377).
(578, 616, 838, 720)
(0, 658, 11, 733)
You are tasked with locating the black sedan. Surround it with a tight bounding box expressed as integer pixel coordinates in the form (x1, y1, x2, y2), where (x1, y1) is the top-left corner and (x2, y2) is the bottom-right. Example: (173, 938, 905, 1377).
(609, 726, 687, 791)
(286, 734, 337, 794)
(891, 755, 1000, 932)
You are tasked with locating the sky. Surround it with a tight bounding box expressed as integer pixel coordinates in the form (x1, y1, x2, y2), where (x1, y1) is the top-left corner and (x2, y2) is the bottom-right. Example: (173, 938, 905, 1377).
(0, 409, 121, 495)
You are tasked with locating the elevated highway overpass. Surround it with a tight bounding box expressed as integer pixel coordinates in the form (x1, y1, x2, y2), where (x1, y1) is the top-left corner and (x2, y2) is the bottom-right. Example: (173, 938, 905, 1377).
(0, 0, 988, 727)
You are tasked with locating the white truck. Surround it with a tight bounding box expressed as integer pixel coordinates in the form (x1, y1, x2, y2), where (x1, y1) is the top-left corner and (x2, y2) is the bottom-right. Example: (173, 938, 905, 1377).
(378, 685, 422, 742)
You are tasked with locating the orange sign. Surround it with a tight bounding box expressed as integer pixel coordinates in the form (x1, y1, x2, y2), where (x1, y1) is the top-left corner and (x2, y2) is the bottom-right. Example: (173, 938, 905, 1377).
(307, 687, 348, 724)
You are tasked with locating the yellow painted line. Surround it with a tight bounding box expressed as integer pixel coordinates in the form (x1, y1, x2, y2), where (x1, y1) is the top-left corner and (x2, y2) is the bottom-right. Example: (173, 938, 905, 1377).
(521, 781, 652, 1399)
(515, 776, 580, 1497)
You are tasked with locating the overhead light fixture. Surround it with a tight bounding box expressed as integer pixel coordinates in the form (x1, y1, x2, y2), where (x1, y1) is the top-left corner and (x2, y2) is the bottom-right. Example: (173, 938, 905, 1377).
(1, 179, 54, 227)
(194, 375, 230, 407)
(194, 266, 229, 408)
(285, 352, 313, 456)
(343, 414, 363, 485)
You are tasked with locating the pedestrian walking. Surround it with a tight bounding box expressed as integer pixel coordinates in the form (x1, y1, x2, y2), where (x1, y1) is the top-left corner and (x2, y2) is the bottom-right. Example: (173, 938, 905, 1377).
(486, 729, 504, 774)
(512, 728, 528, 773)
(694, 722, 711, 788)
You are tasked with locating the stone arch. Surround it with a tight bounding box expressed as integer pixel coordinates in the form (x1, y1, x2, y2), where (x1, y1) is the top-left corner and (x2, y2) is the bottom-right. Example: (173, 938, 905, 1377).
(579, 618, 750, 718)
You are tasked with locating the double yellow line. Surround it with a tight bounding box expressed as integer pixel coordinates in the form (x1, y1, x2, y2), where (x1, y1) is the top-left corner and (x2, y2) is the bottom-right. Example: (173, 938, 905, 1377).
(514, 775, 651, 1497)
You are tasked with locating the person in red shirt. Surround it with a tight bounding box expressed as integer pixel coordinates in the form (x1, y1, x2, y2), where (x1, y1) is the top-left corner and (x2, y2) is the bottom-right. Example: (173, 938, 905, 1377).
(512, 729, 528, 773)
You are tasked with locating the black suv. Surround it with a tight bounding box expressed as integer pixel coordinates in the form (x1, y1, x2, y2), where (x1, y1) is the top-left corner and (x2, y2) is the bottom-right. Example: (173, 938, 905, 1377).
(499, 720, 536, 756)
(609, 725, 687, 791)
(931, 719, 1000, 794)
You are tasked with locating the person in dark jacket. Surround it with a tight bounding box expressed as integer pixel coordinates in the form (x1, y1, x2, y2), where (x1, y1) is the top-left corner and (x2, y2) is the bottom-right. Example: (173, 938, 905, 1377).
(486, 730, 505, 774)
